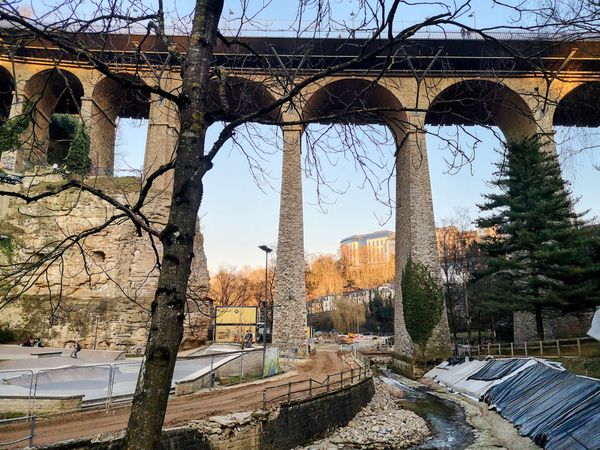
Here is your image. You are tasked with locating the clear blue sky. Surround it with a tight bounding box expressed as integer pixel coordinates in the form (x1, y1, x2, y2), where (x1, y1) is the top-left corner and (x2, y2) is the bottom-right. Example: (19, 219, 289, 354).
(117, 122, 599, 272)
(72, 0, 598, 272)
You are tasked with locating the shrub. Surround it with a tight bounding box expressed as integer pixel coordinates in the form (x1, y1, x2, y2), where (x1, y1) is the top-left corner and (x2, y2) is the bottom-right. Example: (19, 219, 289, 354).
(65, 123, 91, 176)
(0, 322, 16, 344)
(47, 114, 91, 175)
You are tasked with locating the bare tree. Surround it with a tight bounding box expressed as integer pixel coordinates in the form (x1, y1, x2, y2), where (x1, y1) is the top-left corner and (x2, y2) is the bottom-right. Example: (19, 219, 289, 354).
(1, 0, 596, 447)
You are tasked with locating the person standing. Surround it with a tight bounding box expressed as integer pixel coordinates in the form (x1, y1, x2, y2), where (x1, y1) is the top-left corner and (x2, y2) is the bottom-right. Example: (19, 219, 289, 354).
(71, 342, 81, 359)
(243, 330, 253, 349)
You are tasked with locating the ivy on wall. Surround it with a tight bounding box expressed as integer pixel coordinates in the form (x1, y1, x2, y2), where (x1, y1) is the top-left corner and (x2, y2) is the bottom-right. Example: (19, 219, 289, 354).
(401, 258, 443, 349)
(65, 122, 91, 176)
(0, 100, 33, 157)
(0, 108, 91, 176)
(48, 114, 91, 176)
(0, 235, 13, 264)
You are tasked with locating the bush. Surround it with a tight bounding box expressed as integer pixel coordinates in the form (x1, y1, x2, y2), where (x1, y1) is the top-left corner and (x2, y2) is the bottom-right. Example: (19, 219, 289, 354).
(402, 258, 443, 348)
(65, 123, 91, 176)
(48, 114, 91, 175)
(0, 322, 17, 344)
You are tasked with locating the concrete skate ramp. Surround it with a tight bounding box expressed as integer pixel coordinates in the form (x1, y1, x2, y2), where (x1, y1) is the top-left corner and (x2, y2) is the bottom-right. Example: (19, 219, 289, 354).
(0, 353, 244, 402)
(0, 345, 125, 364)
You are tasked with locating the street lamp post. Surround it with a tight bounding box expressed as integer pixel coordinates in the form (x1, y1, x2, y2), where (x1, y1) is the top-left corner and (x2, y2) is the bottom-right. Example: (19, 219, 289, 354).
(258, 245, 272, 378)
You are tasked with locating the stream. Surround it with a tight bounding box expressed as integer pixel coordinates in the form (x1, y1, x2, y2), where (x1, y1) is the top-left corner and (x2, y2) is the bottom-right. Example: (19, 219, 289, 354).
(382, 373, 475, 450)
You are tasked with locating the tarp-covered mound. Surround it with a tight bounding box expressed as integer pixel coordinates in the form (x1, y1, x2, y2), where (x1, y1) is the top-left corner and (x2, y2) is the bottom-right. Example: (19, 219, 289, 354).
(484, 362, 600, 449)
(424, 357, 536, 400)
(468, 358, 530, 381)
(427, 357, 600, 449)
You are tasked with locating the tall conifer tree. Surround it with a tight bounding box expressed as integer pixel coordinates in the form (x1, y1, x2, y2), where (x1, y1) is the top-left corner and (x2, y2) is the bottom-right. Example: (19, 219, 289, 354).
(476, 138, 600, 340)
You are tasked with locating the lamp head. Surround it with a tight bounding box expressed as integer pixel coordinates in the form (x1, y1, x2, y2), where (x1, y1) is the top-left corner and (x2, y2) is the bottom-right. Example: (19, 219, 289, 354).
(258, 245, 273, 254)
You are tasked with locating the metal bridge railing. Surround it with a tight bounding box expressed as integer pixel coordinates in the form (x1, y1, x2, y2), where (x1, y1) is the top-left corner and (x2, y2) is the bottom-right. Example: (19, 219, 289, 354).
(262, 366, 371, 410)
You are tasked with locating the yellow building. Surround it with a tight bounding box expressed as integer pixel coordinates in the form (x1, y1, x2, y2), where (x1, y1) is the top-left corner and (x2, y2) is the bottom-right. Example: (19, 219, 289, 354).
(340, 231, 395, 267)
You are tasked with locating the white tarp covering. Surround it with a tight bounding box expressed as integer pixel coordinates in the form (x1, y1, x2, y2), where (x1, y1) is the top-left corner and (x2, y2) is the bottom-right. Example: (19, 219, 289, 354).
(425, 358, 538, 400)
(587, 309, 600, 342)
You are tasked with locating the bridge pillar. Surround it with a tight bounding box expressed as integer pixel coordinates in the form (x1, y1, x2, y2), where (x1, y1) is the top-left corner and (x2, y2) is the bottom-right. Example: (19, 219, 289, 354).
(81, 96, 115, 175)
(143, 96, 178, 191)
(394, 114, 451, 360)
(273, 125, 308, 358)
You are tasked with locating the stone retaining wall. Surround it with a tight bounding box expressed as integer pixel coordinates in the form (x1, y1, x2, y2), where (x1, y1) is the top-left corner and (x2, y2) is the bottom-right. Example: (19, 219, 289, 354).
(0, 395, 82, 414)
(37, 377, 375, 450)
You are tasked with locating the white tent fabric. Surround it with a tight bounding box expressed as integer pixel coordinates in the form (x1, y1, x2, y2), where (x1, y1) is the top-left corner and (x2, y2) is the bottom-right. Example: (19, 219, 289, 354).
(587, 309, 600, 342)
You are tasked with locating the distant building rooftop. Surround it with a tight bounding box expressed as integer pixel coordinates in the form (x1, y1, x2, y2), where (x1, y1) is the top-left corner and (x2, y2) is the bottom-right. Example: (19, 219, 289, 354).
(340, 230, 394, 244)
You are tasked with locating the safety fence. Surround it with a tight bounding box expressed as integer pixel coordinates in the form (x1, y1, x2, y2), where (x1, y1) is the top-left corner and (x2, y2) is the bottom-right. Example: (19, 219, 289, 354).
(460, 336, 600, 359)
(262, 366, 371, 410)
(0, 348, 275, 448)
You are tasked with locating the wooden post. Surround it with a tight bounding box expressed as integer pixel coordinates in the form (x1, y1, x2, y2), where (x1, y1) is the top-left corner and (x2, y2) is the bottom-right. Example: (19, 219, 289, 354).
(556, 340, 561, 357)
(577, 338, 582, 358)
(510, 343, 514, 357)
(524, 341, 528, 357)
(287, 382, 292, 403)
(309, 379, 313, 398)
(262, 390, 267, 410)
(498, 343, 502, 355)
(326, 375, 330, 393)
(340, 371, 344, 388)
(540, 341, 543, 357)
(477, 345, 481, 357)
(487, 343, 491, 355)
(351, 368, 354, 384)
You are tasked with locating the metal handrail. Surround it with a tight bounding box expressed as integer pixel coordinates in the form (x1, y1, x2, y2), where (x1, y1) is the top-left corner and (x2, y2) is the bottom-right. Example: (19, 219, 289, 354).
(0, 415, 36, 447)
(262, 366, 370, 409)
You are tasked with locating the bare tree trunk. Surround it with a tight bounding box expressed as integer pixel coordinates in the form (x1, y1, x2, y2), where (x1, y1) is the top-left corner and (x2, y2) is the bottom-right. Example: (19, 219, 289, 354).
(535, 305, 545, 342)
(478, 312, 482, 346)
(123, 1, 224, 448)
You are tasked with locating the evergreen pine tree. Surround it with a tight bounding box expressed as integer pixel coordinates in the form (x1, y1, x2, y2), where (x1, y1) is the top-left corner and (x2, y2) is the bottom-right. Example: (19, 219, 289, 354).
(476, 137, 600, 340)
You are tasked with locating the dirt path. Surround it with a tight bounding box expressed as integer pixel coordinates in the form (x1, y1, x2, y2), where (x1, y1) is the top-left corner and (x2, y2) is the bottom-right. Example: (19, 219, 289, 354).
(1, 345, 349, 448)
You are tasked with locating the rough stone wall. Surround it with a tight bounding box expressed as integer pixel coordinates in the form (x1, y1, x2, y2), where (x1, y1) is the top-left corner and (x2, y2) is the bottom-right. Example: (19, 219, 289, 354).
(393, 117, 451, 361)
(261, 377, 375, 449)
(513, 309, 595, 342)
(37, 428, 212, 450)
(0, 395, 82, 414)
(0, 174, 210, 351)
(273, 126, 308, 357)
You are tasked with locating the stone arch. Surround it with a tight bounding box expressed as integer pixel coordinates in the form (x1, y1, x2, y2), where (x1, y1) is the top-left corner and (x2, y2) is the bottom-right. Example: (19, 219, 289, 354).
(553, 82, 600, 127)
(302, 78, 407, 129)
(207, 76, 280, 123)
(0, 65, 14, 124)
(90, 74, 151, 173)
(23, 68, 84, 164)
(425, 79, 536, 141)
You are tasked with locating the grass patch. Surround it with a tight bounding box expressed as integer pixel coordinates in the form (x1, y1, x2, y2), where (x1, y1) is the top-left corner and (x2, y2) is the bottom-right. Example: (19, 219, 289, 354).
(560, 357, 600, 379)
(218, 373, 262, 385)
(0, 411, 28, 420)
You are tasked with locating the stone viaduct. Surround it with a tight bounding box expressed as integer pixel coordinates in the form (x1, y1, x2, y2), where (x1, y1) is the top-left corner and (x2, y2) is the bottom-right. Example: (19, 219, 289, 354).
(1, 33, 599, 358)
